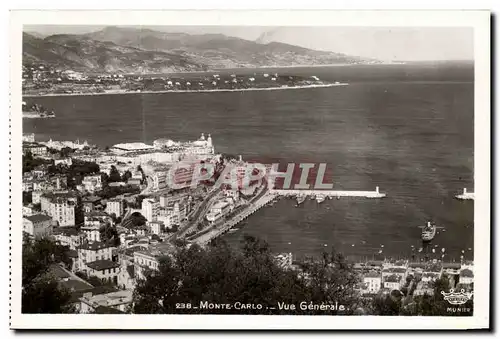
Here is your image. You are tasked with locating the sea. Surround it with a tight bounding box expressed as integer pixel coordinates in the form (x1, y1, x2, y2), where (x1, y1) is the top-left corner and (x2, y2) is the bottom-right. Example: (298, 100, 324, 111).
(23, 62, 474, 261)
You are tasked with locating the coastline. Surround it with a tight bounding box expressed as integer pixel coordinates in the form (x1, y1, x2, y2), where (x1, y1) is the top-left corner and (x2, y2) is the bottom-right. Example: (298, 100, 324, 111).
(22, 82, 349, 98)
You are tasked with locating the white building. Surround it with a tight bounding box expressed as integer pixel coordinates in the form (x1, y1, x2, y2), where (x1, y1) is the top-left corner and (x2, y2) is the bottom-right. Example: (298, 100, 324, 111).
(111, 142, 155, 154)
(383, 274, 403, 290)
(363, 272, 382, 294)
(85, 259, 121, 284)
(106, 199, 124, 218)
(82, 175, 103, 193)
(81, 225, 101, 243)
(206, 200, 233, 222)
(23, 214, 53, 239)
(76, 241, 116, 273)
(459, 268, 474, 285)
(22, 133, 35, 143)
(148, 221, 165, 235)
(79, 289, 133, 314)
(48, 198, 76, 227)
(142, 198, 160, 222)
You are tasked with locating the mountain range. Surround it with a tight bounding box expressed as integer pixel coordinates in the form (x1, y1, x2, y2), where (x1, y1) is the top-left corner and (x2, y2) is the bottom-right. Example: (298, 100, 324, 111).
(23, 26, 377, 73)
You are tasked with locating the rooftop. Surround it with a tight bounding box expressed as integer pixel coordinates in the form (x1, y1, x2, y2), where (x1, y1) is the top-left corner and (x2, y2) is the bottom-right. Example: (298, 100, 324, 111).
(112, 142, 155, 151)
(77, 241, 116, 251)
(24, 214, 52, 223)
(86, 259, 121, 271)
(385, 274, 402, 283)
(364, 271, 381, 279)
(460, 269, 474, 277)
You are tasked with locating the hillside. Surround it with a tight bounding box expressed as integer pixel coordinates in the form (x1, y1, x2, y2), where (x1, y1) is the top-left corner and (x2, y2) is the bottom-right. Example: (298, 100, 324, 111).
(23, 27, 377, 73)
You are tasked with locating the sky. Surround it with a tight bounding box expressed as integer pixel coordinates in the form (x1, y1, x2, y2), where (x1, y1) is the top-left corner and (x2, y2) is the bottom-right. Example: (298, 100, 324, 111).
(25, 25, 473, 62)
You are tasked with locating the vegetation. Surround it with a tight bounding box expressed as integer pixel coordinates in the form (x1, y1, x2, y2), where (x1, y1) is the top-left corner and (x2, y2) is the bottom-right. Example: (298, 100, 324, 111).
(96, 184, 140, 200)
(132, 235, 362, 315)
(22, 151, 51, 173)
(99, 223, 121, 247)
(22, 236, 75, 313)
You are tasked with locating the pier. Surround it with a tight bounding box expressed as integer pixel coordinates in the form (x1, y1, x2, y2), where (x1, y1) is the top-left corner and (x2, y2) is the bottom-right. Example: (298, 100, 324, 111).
(270, 186, 387, 199)
(455, 188, 474, 200)
(194, 192, 277, 245)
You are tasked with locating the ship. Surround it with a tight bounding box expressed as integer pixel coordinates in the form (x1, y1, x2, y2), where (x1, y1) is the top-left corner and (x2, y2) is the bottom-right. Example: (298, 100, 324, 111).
(316, 194, 326, 203)
(22, 102, 55, 119)
(421, 221, 437, 242)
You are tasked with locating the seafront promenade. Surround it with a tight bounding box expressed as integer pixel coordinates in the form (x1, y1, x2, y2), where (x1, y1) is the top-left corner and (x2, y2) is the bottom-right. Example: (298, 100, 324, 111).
(194, 192, 277, 245)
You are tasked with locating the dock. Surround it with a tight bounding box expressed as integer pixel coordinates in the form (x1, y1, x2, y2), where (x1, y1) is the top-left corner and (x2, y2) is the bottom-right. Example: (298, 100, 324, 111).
(455, 188, 474, 200)
(194, 192, 278, 245)
(192, 186, 386, 245)
(270, 186, 387, 199)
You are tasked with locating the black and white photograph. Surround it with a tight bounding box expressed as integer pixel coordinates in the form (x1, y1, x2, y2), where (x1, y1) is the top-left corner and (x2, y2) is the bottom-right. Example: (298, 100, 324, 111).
(9, 10, 490, 330)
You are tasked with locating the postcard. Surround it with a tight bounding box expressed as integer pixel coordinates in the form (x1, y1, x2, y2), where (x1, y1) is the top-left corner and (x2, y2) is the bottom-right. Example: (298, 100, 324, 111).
(9, 9, 490, 330)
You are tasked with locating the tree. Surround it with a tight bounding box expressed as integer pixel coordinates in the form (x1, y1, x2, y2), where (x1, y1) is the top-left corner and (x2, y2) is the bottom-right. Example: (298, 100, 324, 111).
(132, 235, 359, 315)
(22, 237, 75, 313)
(108, 165, 121, 183)
(99, 223, 120, 247)
(121, 170, 132, 182)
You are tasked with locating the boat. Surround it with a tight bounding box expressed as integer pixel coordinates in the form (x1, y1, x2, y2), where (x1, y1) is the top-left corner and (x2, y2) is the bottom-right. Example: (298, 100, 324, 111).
(296, 195, 306, 205)
(421, 221, 437, 242)
(316, 194, 326, 203)
(22, 102, 55, 119)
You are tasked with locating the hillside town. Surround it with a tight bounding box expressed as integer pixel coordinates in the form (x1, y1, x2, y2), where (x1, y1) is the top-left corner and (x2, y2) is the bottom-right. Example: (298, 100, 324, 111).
(22, 62, 344, 97)
(21, 131, 474, 314)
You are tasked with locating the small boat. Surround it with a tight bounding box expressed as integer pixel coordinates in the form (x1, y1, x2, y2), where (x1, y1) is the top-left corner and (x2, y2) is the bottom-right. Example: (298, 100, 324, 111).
(296, 195, 306, 205)
(316, 194, 326, 203)
(421, 221, 437, 242)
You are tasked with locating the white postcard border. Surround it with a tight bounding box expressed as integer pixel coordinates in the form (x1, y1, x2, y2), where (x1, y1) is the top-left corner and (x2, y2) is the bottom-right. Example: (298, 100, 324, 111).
(9, 9, 490, 329)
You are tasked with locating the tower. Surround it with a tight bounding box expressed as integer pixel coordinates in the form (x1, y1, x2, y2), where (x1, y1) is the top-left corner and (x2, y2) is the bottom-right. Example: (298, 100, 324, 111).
(200, 133, 205, 141)
(207, 134, 212, 147)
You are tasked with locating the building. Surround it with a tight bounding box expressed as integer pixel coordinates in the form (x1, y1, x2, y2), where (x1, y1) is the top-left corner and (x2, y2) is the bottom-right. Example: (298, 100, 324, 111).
(132, 245, 174, 280)
(148, 221, 165, 235)
(82, 196, 102, 213)
(206, 200, 233, 222)
(421, 272, 441, 283)
(23, 214, 53, 239)
(383, 274, 403, 290)
(22, 133, 35, 143)
(274, 253, 293, 270)
(459, 268, 474, 285)
(81, 225, 101, 243)
(363, 271, 382, 294)
(48, 197, 76, 227)
(151, 171, 168, 191)
(79, 289, 133, 314)
(82, 175, 103, 193)
(54, 157, 73, 166)
(142, 198, 160, 222)
(23, 142, 48, 157)
(111, 142, 155, 154)
(85, 260, 121, 284)
(53, 227, 83, 250)
(76, 241, 116, 273)
(413, 281, 435, 296)
(106, 199, 124, 218)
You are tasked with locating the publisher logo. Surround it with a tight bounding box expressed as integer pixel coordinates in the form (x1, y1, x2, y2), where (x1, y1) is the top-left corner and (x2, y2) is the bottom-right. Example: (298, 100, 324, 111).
(441, 289, 473, 305)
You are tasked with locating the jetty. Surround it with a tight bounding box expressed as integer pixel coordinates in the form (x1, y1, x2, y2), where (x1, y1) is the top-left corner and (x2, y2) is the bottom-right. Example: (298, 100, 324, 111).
(194, 192, 278, 245)
(455, 188, 474, 200)
(270, 186, 387, 199)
